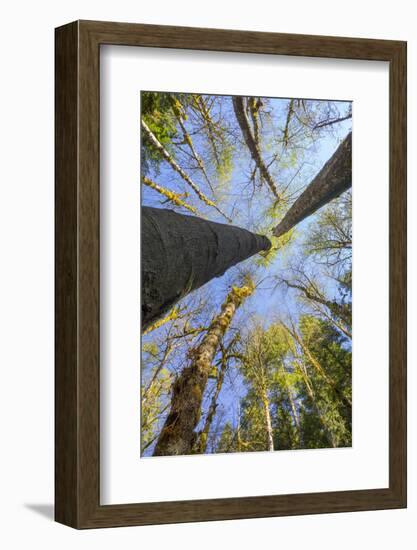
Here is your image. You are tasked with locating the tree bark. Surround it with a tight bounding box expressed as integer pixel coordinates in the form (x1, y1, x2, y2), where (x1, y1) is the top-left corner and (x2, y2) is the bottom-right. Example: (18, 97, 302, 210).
(153, 283, 254, 456)
(232, 96, 281, 200)
(142, 207, 270, 330)
(273, 132, 352, 237)
(282, 368, 301, 433)
(261, 386, 275, 452)
(283, 99, 295, 147)
(194, 352, 227, 454)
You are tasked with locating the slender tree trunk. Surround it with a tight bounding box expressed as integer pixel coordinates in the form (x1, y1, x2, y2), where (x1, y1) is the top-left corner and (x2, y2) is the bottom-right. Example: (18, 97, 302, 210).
(172, 103, 216, 194)
(284, 378, 301, 433)
(283, 322, 352, 409)
(260, 385, 274, 451)
(288, 389, 300, 436)
(194, 353, 228, 454)
(283, 99, 295, 147)
(232, 96, 281, 200)
(273, 132, 352, 237)
(311, 302, 352, 339)
(193, 96, 221, 167)
(248, 97, 260, 143)
(153, 283, 255, 456)
(141, 119, 231, 222)
(142, 207, 270, 330)
(295, 359, 337, 448)
(279, 278, 352, 330)
(142, 344, 174, 404)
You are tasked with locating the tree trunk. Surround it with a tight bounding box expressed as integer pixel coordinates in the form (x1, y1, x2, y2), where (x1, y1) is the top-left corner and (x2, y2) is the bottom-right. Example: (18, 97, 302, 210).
(295, 359, 337, 448)
(141, 119, 231, 222)
(283, 322, 352, 409)
(232, 96, 281, 200)
(142, 207, 270, 330)
(153, 283, 254, 456)
(194, 353, 228, 454)
(193, 96, 221, 167)
(283, 99, 295, 147)
(260, 386, 275, 452)
(172, 103, 216, 194)
(311, 303, 352, 339)
(273, 132, 352, 237)
(283, 372, 301, 434)
(279, 278, 352, 330)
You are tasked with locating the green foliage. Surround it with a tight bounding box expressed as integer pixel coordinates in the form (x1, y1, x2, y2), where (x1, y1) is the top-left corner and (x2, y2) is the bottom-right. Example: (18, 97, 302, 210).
(215, 140, 234, 189)
(216, 422, 238, 453)
(237, 390, 273, 452)
(298, 315, 352, 448)
(142, 341, 158, 356)
(141, 92, 178, 174)
(230, 316, 351, 452)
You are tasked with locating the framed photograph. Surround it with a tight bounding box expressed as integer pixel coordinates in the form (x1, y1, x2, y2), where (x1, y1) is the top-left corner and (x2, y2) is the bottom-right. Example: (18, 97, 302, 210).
(55, 20, 406, 528)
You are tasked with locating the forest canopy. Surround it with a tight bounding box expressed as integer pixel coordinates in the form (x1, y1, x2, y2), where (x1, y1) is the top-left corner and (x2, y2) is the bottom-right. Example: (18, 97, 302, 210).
(140, 91, 352, 457)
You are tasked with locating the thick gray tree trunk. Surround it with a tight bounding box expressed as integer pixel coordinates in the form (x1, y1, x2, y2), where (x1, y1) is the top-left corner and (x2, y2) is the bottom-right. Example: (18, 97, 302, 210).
(273, 132, 352, 237)
(142, 207, 271, 330)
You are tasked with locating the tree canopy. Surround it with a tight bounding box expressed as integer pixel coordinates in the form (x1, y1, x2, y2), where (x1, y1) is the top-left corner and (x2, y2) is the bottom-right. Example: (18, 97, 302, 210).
(140, 91, 352, 456)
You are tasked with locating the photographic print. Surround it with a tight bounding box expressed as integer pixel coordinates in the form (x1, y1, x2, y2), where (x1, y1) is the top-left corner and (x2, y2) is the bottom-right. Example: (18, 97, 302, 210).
(141, 91, 352, 458)
(55, 21, 406, 527)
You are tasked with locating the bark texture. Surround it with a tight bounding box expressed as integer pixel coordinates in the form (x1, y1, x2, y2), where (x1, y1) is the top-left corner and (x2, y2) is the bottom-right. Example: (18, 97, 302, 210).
(153, 284, 254, 456)
(273, 132, 352, 237)
(142, 207, 270, 331)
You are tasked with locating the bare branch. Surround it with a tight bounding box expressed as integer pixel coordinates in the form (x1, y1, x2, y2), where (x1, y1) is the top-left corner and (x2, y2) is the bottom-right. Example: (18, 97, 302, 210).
(141, 119, 231, 222)
(313, 113, 352, 130)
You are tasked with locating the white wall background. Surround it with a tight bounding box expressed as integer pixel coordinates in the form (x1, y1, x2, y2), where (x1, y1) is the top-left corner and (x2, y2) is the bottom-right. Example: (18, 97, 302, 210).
(0, 1, 414, 547)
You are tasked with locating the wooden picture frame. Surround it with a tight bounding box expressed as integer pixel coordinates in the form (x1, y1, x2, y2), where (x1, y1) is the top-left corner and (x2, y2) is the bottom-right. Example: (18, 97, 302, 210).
(55, 20, 407, 528)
